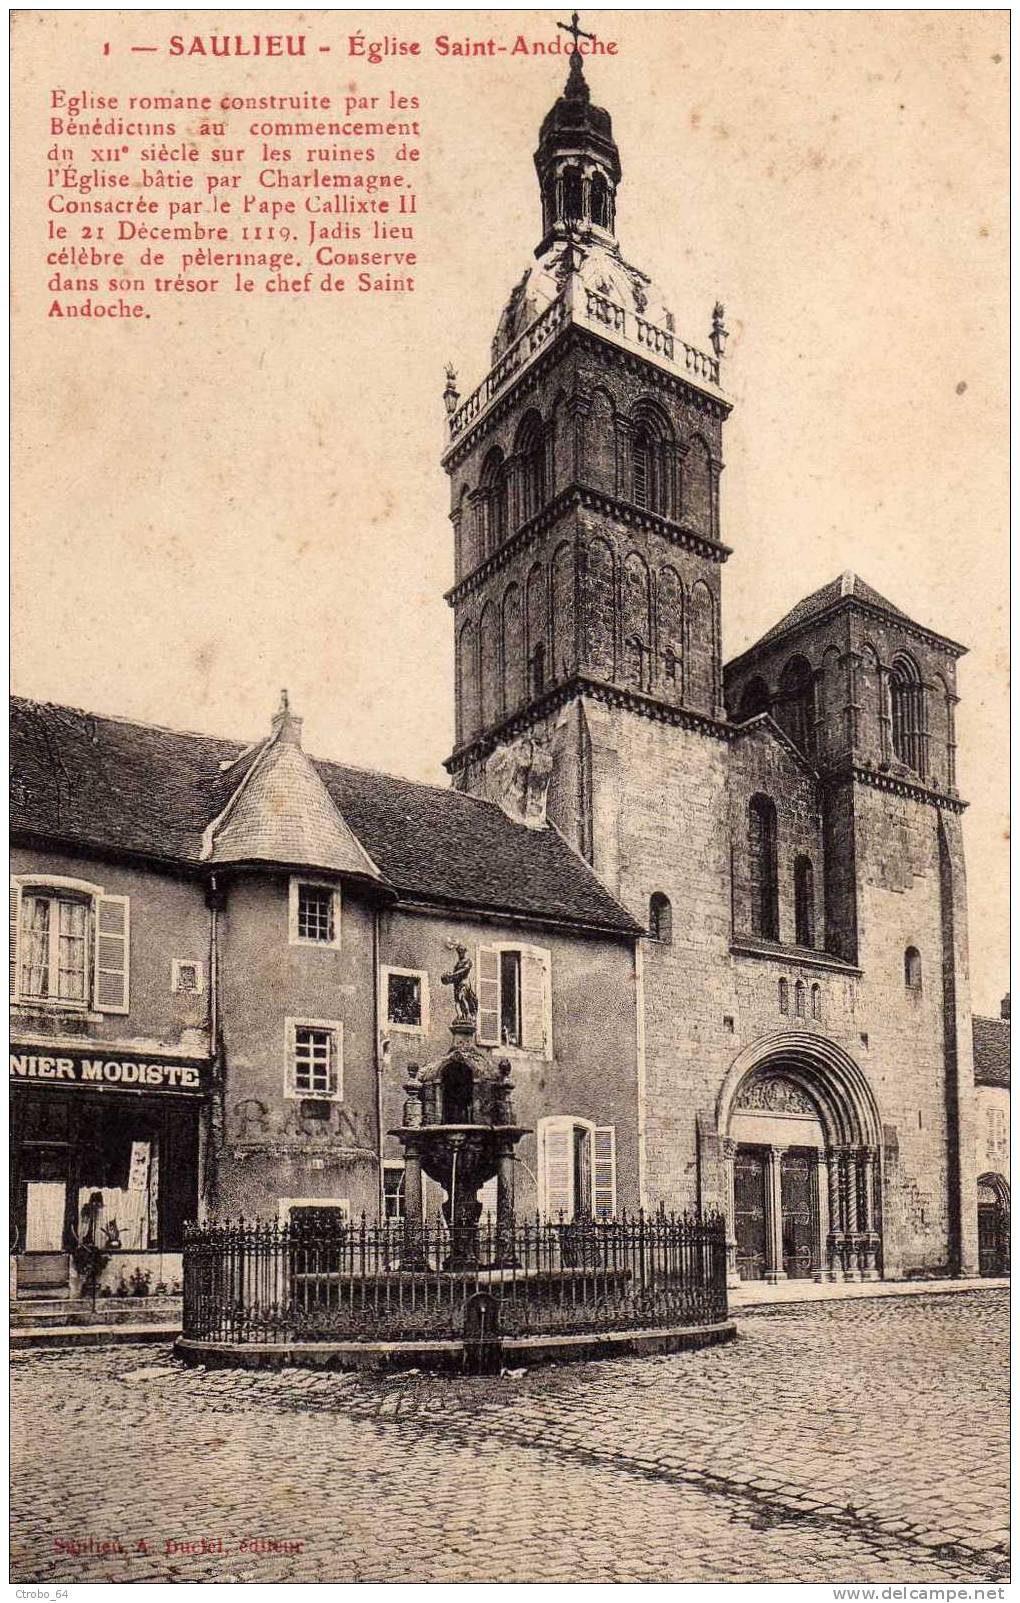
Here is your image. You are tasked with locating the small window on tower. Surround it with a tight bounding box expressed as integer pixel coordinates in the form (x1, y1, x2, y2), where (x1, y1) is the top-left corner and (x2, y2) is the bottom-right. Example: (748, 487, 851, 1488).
(289, 879, 341, 948)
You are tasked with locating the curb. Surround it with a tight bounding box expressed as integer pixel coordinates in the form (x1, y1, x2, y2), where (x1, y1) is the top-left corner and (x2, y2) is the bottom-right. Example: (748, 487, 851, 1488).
(174, 1318, 737, 1372)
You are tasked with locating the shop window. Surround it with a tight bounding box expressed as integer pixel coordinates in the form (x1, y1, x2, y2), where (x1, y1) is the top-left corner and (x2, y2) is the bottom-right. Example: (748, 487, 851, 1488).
(286, 1018, 343, 1100)
(289, 878, 341, 948)
(476, 943, 551, 1054)
(382, 966, 429, 1034)
(648, 892, 673, 944)
(538, 1116, 616, 1220)
(904, 946, 922, 992)
(794, 856, 815, 948)
(171, 959, 203, 996)
(10, 877, 129, 1014)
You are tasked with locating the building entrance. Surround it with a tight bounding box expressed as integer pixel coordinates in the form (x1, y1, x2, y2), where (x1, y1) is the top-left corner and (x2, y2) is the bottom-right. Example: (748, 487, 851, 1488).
(734, 1144, 820, 1281)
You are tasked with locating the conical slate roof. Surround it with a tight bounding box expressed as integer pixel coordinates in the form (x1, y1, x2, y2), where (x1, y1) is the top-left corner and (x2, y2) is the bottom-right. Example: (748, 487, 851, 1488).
(203, 699, 382, 880)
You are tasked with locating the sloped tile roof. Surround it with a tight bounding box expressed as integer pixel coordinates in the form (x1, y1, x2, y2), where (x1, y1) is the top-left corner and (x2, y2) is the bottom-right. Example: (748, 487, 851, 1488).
(973, 1015, 1011, 1089)
(728, 571, 965, 666)
(10, 697, 639, 935)
(206, 726, 382, 879)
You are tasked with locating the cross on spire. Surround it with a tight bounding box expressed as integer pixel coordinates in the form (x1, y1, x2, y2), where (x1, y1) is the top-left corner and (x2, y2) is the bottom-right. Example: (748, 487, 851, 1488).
(557, 10, 595, 50)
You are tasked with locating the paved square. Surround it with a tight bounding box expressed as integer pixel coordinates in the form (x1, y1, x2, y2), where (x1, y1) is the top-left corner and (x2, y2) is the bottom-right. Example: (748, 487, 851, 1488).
(10, 1289, 1009, 1583)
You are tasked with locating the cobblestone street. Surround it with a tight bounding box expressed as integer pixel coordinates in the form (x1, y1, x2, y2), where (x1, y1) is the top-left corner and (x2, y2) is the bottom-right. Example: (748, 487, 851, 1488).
(10, 1290, 1009, 1584)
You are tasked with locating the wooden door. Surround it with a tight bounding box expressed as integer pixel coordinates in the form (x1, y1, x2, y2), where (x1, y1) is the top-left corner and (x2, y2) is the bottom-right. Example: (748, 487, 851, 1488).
(781, 1148, 819, 1279)
(734, 1146, 766, 1280)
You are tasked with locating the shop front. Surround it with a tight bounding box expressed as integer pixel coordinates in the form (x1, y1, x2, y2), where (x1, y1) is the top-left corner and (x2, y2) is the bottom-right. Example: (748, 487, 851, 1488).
(10, 1046, 208, 1298)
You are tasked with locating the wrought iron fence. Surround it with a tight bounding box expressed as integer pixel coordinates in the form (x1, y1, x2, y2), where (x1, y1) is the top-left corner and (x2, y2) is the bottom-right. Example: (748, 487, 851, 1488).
(182, 1210, 728, 1346)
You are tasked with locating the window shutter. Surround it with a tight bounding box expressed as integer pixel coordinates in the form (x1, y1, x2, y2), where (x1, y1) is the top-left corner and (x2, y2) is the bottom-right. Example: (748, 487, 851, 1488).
(519, 945, 552, 1054)
(593, 1126, 617, 1219)
(94, 895, 130, 1013)
(476, 944, 500, 1045)
(9, 882, 20, 1002)
(539, 1117, 574, 1221)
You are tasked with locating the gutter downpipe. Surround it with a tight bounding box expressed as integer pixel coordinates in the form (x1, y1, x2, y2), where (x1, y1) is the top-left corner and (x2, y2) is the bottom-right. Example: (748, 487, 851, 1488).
(373, 905, 385, 1219)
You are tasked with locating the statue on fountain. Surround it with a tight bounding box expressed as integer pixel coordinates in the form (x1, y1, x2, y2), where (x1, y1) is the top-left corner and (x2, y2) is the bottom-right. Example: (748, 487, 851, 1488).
(441, 943, 478, 1021)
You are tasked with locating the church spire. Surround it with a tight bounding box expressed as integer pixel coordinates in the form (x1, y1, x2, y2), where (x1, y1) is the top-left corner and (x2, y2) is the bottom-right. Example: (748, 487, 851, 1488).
(534, 20, 621, 254)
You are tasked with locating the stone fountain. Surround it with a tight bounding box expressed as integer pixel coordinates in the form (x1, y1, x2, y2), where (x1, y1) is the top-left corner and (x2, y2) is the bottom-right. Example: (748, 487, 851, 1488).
(389, 1019, 530, 1270)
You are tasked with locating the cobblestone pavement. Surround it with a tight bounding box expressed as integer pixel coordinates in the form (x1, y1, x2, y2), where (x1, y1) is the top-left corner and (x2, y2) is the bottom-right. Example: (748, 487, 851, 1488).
(11, 1290, 1009, 1584)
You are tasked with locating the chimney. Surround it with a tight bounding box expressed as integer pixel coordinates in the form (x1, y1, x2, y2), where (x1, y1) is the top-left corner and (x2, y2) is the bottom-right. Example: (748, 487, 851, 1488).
(270, 688, 303, 747)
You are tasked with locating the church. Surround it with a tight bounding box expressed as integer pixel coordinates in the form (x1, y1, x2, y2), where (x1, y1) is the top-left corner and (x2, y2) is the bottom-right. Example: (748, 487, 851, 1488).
(9, 50, 986, 1301)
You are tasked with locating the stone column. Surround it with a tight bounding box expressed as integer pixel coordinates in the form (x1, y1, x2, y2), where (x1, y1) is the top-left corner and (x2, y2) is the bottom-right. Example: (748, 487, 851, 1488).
(825, 1148, 844, 1281)
(722, 1138, 740, 1289)
(860, 1148, 880, 1280)
(842, 1147, 861, 1281)
(814, 1149, 830, 1283)
(764, 1145, 787, 1283)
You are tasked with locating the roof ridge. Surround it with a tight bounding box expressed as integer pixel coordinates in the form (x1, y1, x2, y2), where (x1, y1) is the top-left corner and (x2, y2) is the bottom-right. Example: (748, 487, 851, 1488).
(11, 693, 508, 816)
(11, 694, 250, 751)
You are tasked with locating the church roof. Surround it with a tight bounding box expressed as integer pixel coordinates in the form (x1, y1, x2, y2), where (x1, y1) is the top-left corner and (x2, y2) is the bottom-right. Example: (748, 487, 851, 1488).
(973, 1014, 1010, 1089)
(728, 571, 966, 666)
(10, 696, 640, 935)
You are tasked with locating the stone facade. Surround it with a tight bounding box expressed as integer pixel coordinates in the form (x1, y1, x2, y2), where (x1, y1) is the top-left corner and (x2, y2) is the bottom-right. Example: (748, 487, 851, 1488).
(441, 52, 981, 1283)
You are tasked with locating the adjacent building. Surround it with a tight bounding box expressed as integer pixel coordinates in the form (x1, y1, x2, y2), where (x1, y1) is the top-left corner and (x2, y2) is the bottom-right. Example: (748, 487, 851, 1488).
(10, 52, 998, 1300)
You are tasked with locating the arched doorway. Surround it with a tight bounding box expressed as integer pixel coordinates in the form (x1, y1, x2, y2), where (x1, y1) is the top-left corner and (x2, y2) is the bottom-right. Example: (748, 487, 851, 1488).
(716, 1035, 884, 1287)
(977, 1174, 1010, 1278)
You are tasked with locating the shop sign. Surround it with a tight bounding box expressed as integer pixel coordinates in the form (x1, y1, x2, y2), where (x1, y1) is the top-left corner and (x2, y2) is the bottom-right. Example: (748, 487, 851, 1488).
(9, 1047, 206, 1092)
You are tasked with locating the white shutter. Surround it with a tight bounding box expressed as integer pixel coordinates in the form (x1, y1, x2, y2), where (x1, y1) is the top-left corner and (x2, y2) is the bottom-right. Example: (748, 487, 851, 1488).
(9, 882, 20, 1002)
(519, 945, 552, 1055)
(592, 1126, 617, 1219)
(476, 944, 500, 1044)
(539, 1117, 575, 1221)
(94, 894, 130, 1013)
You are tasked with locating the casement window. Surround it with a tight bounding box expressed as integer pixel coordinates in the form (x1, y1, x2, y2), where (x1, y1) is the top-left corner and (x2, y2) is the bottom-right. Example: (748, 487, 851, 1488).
(382, 1160, 424, 1224)
(475, 943, 552, 1054)
(288, 877, 341, 948)
(381, 966, 429, 1035)
(171, 959, 203, 996)
(285, 1017, 343, 1101)
(538, 1116, 617, 1221)
(10, 877, 129, 1014)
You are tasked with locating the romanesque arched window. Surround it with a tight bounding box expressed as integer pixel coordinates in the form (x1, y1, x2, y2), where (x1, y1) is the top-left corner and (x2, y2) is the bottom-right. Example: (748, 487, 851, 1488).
(794, 855, 815, 948)
(630, 405, 673, 517)
(779, 655, 816, 755)
(747, 794, 779, 941)
(811, 983, 822, 1021)
(480, 447, 508, 555)
(890, 654, 924, 774)
(904, 946, 922, 991)
(778, 978, 790, 1015)
(516, 412, 546, 525)
(649, 892, 672, 944)
(794, 979, 806, 1017)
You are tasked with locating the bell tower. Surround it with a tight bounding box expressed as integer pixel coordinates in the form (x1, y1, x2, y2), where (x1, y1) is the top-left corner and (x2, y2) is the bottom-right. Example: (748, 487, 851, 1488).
(441, 44, 733, 899)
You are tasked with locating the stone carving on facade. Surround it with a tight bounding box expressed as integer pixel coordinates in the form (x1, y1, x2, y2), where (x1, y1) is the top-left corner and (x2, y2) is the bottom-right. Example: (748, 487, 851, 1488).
(735, 1075, 817, 1116)
(484, 734, 554, 827)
